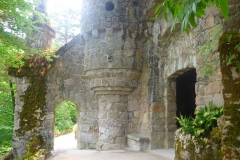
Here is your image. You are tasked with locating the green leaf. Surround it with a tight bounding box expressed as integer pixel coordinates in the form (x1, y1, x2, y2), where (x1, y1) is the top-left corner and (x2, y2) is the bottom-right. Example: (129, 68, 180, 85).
(155, 3, 163, 19)
(189, 13, 197, 28)
(235, 43, 240, 52)
(219, 0, 229, 19)
(192, 2, 196, 14)
(196, 8, 205, 18)
(164, 4, 169, 21)
(236, 61, 240, 71)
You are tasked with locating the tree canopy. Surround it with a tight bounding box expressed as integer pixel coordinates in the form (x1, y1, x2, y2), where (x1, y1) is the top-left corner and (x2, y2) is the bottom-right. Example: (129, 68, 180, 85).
(0, 0, 46, 72)
(49, 4, 81, 49)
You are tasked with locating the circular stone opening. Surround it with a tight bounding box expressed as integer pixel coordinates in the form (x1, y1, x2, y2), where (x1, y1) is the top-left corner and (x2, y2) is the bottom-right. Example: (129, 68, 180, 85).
(105, 2, 114, 11)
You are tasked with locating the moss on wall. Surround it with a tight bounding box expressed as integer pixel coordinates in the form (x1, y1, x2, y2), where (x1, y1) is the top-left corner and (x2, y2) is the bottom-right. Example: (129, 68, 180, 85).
(175, 129, 222, 160)
(21, 134, 45, 160)
(8, 56, 53, 159)
(219, 34, 240, 159)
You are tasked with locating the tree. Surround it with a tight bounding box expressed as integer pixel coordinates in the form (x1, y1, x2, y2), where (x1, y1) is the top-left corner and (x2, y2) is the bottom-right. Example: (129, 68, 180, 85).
(0, 0, 47, 72)
(155, 0, 229, 33)
(55, 101, 77, 135)
(49, 5, 81, 49)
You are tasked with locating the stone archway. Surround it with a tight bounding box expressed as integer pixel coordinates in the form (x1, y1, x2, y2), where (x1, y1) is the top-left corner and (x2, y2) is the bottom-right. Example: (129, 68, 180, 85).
(53, 100, 78, 152)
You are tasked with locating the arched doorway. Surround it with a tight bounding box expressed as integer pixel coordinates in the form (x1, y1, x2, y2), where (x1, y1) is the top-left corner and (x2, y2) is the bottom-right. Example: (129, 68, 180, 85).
(165, 68, 197, 147)
(54, 101, 78, 152)
(176, 69, 196, 127)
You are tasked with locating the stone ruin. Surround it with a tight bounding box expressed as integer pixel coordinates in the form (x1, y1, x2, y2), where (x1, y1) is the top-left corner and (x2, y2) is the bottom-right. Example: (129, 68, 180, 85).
(8, 0, 240, 159)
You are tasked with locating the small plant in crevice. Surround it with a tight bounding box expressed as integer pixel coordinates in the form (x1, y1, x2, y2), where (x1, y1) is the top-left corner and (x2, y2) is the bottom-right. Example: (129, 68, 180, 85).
(177, 102, 223, 138)
(199, 25, 223, 77)
(221, 33, 240, 71)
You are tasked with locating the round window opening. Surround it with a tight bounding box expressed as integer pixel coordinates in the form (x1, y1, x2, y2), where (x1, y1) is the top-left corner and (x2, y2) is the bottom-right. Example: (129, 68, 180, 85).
(105, 2, 114, 11)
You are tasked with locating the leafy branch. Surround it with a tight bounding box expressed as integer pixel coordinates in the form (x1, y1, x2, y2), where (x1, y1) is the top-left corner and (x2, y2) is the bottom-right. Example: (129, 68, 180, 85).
(155, 0, 229, 33)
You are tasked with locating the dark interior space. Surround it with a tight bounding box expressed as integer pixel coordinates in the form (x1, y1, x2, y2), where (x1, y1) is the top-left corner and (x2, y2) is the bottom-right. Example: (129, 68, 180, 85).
(176, 69, 196, 128)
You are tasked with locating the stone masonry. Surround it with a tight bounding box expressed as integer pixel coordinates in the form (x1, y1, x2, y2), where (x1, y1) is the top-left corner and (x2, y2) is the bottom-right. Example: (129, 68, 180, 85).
(10, 0, 240, 159)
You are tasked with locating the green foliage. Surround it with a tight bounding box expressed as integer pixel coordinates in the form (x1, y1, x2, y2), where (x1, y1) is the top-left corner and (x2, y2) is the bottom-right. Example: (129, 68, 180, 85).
(177, 102, 223, 138)
(177, 114, 194, 134)
(235, 43, 240, 52)
(55, 101, 77, 135)
(221, 34, 240, 71)
(199, 25, 223, 76)
(155, 0, 229, 33)
(0, 0, 48, 73)
(225, 52, 238, 66)
(0, 79, 15, 157)
(0, 141, 12, 157)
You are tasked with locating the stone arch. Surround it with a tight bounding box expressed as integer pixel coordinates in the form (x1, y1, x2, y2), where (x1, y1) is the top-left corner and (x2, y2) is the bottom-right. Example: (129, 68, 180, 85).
(53, 100, 79, 150)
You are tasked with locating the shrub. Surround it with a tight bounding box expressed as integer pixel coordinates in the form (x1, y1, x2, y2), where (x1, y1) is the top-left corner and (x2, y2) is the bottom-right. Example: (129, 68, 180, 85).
(177, 102, 223, 138)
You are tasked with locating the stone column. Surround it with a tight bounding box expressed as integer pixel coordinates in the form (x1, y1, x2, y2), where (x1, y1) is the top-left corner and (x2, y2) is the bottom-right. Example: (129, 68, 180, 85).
(86, 68, 141, 150)
(97, 95, 128, 150)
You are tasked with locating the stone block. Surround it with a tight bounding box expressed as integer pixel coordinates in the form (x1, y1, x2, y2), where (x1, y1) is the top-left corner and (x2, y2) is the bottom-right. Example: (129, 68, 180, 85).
(205, 81, 221, 94)
(106, 28, 113, 37)
(229, 5, 236, 15)
(127, 134, 150, 151)
(115, 136, 126, 145)
(213, 94, 224, 106)
(88, 143, 96, 149)
(78, 142, 86, 149)
(149, 102, 165, 112)
(92, 30, 99, 38)
(150, 132, 165, 149)
(80, 125, 91, 132)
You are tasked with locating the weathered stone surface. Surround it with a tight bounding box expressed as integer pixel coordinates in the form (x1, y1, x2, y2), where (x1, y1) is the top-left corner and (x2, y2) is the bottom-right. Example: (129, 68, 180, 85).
(205, 81, 222, 95)
(149, 102, 165, 112)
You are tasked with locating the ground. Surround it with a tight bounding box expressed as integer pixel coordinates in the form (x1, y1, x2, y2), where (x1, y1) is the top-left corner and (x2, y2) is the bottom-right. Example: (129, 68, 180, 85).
(50, 133, 175, 160)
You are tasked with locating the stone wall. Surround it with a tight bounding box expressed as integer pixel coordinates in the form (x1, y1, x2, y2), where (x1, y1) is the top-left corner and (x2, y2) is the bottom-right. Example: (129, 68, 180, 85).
(45, 34, 100, 150)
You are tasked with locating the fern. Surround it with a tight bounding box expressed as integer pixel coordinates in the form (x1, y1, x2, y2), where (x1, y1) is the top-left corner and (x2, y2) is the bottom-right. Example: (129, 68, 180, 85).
(177, 102, 223, 138)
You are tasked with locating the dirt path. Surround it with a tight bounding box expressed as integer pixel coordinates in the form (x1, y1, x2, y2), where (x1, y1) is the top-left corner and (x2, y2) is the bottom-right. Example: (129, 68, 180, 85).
(50, 133, 174, 160)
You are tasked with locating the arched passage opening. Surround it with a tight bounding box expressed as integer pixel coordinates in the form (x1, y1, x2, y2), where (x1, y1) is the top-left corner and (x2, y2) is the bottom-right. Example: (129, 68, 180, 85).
(165, 68, 196, 147)
(176, 69, 197, 127)
(54, 100, 78, 152)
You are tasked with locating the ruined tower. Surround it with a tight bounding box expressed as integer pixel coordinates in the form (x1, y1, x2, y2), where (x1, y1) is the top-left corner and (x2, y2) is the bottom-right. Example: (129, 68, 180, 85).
(81, 0, 143, 150)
